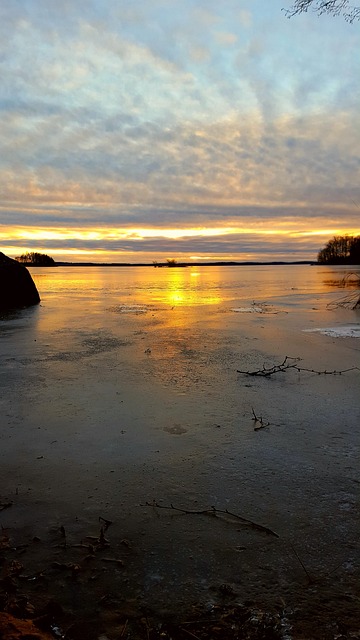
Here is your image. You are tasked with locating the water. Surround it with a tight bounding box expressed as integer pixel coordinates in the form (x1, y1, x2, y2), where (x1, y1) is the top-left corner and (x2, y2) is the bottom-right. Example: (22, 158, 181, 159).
(0, 264, 359, 622)
(28, 263, 359, 311)
(15, 265, 356, 362)
(15, 263, 357, 340)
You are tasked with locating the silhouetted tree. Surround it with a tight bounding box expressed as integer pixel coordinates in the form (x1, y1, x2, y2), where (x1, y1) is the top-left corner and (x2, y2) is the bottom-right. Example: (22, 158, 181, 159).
(317, 235, 360, 264)
(284, 0, 360, 22)
(16, 252, 56, 266)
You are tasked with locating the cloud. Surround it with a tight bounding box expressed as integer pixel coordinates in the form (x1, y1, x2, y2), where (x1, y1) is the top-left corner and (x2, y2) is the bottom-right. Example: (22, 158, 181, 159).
(0, 0, 359, 261)
(0, 228, 346, 264)
(2, 110, 359, 215)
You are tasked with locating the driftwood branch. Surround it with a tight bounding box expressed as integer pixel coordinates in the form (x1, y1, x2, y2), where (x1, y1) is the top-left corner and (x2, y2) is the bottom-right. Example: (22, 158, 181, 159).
(143, 501, 279, 538)
(237, 355, 359, 377)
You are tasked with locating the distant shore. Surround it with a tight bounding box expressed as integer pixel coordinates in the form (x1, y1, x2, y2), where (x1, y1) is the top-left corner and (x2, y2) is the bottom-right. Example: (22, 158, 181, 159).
(50, 260, 316, 267)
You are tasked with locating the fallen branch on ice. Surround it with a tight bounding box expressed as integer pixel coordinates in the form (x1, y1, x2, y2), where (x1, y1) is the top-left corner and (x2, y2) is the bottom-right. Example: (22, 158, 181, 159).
(143, 501, 279, 538)
(237, 355, 359, 377)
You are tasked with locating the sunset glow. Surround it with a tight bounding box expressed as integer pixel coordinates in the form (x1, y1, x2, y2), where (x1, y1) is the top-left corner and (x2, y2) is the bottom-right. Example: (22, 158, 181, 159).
(1, 1, 359, 263)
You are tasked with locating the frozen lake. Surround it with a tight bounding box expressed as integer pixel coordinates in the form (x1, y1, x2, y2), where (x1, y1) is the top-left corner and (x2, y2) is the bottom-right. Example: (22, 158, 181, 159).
(0, 263, 359, 637)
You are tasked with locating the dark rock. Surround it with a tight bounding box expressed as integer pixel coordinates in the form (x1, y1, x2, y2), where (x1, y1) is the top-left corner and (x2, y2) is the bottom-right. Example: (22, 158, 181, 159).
(0, 252, 40, 310)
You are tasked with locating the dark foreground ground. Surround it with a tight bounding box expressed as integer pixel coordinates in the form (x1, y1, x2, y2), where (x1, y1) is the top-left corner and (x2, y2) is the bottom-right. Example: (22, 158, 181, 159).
(1, 498, 359, 640)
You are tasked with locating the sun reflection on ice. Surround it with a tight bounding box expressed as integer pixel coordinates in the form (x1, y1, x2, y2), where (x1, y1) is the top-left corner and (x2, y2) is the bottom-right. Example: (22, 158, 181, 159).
(163, 267, 223, 308)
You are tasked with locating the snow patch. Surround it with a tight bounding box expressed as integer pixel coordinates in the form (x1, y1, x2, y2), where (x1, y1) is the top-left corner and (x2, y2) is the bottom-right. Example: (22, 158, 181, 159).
(231, 306, 264, 313)
(109, 304, 149, 314)
(303, 324, 360, 338)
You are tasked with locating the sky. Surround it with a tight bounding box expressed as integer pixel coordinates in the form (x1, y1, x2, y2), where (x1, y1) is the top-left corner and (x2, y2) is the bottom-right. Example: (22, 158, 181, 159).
(1, 0, 359, 263)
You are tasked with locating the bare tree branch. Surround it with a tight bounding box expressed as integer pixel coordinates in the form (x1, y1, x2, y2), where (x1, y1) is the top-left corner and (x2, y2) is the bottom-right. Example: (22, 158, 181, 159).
(143, 501, 279, 538)
(283, 0, 360, 22)
(237, 356, 359, 377)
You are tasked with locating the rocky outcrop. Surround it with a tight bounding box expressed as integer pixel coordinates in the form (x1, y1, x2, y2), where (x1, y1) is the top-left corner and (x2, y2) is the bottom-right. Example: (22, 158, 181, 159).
(0, 252, 40, 310)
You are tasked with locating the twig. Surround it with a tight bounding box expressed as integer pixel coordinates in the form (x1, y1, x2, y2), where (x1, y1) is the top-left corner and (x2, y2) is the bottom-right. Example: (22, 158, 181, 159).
(60, 525, 67, 549)
(237, 355, 359, 377)
(101, 557, 124, 566)
(180, 628, 202, 640)
(321, 560, 346, 580)
(287, 541, 314, 584)
(120, 619, 128, 639)
(99, 516, 112, 531)
(143, 501, 279, 538)
(0, 502, 12, 511)
(141, 616, 151, 640)
(286, 542, 347, 586)
(99, 526, 109, 546)
(251, 407, 270, 430)
(327, 273, 360, 310)
(294, 365, 360, 375)
(238, 355, 300, 376)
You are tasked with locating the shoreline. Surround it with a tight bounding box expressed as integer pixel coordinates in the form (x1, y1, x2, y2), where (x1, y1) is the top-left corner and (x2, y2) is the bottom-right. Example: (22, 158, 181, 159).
(30, 260, 317, 267)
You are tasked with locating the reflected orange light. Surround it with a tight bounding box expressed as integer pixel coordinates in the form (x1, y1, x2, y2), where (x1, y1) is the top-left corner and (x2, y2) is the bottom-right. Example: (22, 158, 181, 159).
(163, 268, 222, 307)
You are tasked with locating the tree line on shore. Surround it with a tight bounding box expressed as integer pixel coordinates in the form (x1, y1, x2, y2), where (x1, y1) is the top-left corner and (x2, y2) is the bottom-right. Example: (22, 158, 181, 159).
(16, 252, 55, 266)
(317, 235, 360, 265)
(13, 236, 360, 267)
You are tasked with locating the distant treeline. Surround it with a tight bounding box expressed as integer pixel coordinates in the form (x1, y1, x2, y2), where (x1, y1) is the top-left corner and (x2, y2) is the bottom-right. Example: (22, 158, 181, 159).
(318, 235, 360, 264)
(16, 252, 56, 266)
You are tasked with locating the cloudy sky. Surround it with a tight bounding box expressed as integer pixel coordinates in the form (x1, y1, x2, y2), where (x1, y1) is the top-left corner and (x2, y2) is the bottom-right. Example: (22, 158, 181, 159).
(1, 0, 359, 263)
